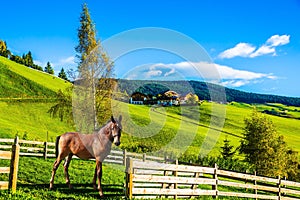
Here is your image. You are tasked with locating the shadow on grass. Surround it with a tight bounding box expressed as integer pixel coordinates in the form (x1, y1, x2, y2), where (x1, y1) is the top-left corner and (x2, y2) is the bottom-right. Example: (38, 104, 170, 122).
(18, 183, 125, 199)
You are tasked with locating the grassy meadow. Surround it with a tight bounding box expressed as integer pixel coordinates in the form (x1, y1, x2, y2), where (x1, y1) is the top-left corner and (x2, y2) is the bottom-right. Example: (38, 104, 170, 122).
(0, 157, 249, 200)
(0, 101, 74, 141)
(0, 99, 299, 159)
(0, 157, 125, 200)
(114, 100, 300, 159)
(0, 55, 300, 199)
(0, 56, 70, 95)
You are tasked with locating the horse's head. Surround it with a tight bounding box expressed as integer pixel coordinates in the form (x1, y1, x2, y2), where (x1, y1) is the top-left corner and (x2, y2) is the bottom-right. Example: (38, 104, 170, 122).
(110, 115, 122, 146)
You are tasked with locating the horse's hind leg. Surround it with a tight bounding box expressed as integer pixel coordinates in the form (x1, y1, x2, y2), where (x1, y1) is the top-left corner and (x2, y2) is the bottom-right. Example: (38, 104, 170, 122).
(95, 159, 104, 197)
(49, 157, 63, 189)
(63, 153, 73, 189)
(92, 165, 97, 190)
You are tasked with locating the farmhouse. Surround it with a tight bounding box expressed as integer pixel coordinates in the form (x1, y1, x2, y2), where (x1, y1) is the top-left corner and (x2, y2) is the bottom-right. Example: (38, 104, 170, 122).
(129, 90, 199, 106)
(129, 92, 148, 105)
(157, 90, 179, 106)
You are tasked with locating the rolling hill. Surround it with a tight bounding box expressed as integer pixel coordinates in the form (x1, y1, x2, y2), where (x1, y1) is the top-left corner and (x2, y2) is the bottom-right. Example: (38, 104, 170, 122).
(0, 56, 70, 98)
(0, 55, 299, 159)
(0, 56, 74, 141)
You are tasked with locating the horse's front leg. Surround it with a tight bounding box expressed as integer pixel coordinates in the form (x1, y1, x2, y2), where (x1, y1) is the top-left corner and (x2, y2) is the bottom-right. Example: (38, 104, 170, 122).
(63, 153, 73, 189)
(49, 158, 63, 189)
(95, 159, 104, 197)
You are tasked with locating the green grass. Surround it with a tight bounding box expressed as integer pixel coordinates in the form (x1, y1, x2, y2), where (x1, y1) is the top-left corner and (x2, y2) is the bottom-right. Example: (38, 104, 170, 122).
(0, 157, 249, 200)
(0, 56, 70, 96)
(0, 157, 125, 199)
(0, 101, 74, 141)
(115, 101, 300, 159)
(0, 99, 299, 160)
(0, 61, 56, 98)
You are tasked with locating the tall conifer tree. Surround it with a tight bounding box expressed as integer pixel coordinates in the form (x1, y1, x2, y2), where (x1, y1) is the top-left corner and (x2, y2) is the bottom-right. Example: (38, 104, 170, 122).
(74, 3, 114, 132)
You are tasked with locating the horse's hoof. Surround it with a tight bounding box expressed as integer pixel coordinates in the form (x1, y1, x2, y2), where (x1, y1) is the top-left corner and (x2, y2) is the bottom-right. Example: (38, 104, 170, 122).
(93, 184, 97, 190)
(99, 191, 104, 198)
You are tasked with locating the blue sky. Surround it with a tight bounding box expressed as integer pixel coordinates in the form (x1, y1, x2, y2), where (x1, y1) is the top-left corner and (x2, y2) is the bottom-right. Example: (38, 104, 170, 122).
(1, 0, 300, 97)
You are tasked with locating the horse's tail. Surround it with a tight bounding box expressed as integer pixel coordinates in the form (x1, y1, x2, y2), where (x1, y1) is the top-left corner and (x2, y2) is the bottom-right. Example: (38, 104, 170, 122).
(55, 136, 61, 158)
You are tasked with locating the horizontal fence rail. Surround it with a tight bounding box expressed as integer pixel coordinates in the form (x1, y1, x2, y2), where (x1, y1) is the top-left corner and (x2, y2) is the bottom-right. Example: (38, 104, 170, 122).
(125, 158, 300, 200)
(0, 138, 172, 165)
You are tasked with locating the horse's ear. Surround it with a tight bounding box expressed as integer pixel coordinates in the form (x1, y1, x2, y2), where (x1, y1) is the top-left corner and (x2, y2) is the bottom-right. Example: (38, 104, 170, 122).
(111, 116, 116, 123)
(119, 115, 122, 123)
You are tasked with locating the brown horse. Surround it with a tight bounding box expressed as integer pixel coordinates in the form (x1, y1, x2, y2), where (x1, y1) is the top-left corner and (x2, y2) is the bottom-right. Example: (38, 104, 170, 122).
(49, 116, 122, 197)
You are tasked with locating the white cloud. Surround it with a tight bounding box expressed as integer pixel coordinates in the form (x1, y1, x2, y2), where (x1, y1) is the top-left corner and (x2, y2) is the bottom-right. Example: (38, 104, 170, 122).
(249, 45, 276, 58)
(266, 34, 290, 46)
(218, 34, 290, 59)
(221, 80, 250, 87)
(145, 69, 162, 78)
(215, 63, 273, 80)
(137, 61, 277, 87)
(218, 43, 256, 59)
(59, 56, 76, 65)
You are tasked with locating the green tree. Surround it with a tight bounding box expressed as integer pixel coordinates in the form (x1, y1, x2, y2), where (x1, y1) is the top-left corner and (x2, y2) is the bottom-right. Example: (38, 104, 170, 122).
(58, 68, 69, 81)
(240, 110, 298, 178)
(48, 87, 73, 123)
(49, 4, 114, 133)
(0, 40, 11, 58)
(75, 3, 98, 65)
(44, 62, 54, 75)
(220, 136, 235, 160)
(186, 94, 198, 105)
(73, 3, 114, 131)
(24, 51, 34, 67)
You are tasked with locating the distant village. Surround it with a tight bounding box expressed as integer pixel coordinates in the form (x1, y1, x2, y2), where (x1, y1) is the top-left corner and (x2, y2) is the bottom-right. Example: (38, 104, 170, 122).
(129, 90, 200, 106)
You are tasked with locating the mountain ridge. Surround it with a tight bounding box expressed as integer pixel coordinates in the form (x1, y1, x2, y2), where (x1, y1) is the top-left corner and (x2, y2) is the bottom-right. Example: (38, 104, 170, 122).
(117, 79, 300, 106)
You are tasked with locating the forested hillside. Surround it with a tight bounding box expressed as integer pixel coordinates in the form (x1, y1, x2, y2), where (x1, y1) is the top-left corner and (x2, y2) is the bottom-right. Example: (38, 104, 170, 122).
(117, 79, 300, 106)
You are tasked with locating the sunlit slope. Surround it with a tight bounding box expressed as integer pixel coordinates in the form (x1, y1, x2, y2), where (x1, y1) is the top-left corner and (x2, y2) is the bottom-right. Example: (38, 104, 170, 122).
(116, 101, 300, 157)
(0, 56, 70, 97)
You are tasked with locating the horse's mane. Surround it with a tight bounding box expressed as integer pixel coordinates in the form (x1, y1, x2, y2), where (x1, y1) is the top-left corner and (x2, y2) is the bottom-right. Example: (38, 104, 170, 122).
(94, 119, 112, 133)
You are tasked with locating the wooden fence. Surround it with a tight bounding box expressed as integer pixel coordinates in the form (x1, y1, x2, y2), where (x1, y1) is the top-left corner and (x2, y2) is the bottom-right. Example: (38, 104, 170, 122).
(125, 158, 300, 199)
(0, 137, 19, 192)
(0, 138, 170, 165)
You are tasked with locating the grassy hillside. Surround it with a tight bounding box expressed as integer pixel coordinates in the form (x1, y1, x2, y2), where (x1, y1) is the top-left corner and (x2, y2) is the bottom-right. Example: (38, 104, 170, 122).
(0, 99, 299, 158)
(0, 61, 56, 98)
(0, 56, 74, 141)
(0, 55, 299, 158)
(0, 56, 70, 97)
(0, 101, 74, 141)
(117, 101, 300, 159)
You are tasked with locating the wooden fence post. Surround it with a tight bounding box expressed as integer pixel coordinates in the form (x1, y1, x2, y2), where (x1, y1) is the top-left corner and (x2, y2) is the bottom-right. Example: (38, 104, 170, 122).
(277, 175, 281, 200)
(212, 163, 218, 199)
(173, 159, 178, 199)
(43, 142, 48, 160)
(143, 153, 146, 162)
(254, 171, 257, 200)
(123, 149, 127, 166)
(190, 172, 200, 199)
(9, 136, 20, 193)
(125, 157, 133, 199)
(283, 176, 286, 197)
